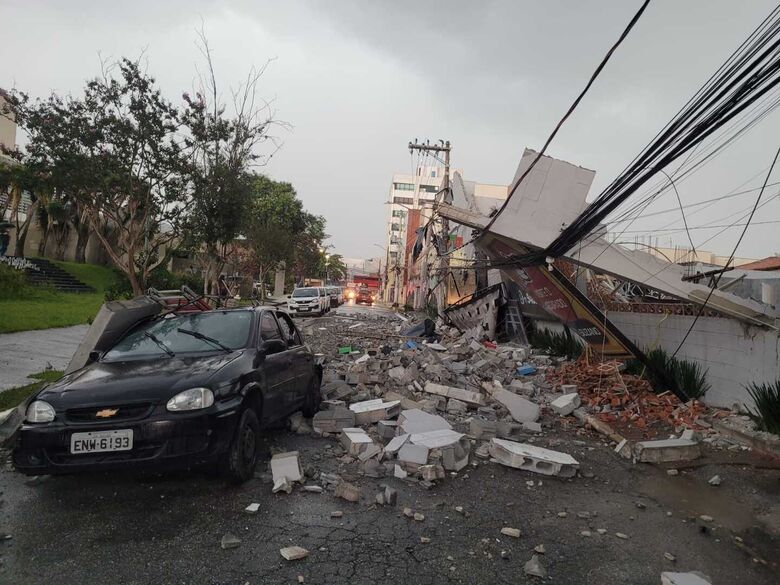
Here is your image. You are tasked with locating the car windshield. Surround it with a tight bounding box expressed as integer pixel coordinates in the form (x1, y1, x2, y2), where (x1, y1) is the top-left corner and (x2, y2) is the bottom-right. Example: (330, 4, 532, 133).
(103, 311, 252, 360)
(292, 288, 317, 298)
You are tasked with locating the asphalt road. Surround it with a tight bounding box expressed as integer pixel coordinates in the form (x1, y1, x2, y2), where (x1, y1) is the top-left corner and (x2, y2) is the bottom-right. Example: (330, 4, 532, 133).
(0, 304, 778, 584)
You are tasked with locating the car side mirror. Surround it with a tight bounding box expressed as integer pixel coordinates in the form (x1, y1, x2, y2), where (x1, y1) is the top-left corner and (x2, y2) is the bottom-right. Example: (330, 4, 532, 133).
(87, 350, 100, 364)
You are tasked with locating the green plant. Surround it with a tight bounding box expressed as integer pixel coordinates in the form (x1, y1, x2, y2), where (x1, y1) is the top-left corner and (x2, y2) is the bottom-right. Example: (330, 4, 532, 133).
(745, 381, 780, 435)
(0, 264, 31, 299)
(632, 347, 710, 400)
(530, 328, 583, 359)
(672, 359, 711, 400)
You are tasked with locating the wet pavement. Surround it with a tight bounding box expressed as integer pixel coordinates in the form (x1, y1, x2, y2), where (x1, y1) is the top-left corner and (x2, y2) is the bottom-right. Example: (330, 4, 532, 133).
(2, 430, 778, 585)
(0, 324, 88, 390)
(0, 304, 778, 584)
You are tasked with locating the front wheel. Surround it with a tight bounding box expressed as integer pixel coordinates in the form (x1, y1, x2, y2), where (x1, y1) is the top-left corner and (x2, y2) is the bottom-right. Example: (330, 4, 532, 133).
(302, 374, 322, 417)
(221, 408, 260, 484)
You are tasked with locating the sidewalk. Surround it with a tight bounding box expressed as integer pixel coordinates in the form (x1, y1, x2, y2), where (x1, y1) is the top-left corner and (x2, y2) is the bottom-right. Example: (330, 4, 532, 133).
(0, 325, 88, 391)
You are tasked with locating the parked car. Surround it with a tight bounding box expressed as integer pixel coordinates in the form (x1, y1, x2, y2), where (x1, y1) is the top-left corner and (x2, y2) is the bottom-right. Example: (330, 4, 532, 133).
(287, 287, 329, 316)
(12, 308, 322, 483)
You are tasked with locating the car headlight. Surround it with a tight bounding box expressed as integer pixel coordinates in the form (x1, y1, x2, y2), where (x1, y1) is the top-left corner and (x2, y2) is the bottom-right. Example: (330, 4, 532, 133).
(26, 400, 55, 423)
(166, 388, 215, 412)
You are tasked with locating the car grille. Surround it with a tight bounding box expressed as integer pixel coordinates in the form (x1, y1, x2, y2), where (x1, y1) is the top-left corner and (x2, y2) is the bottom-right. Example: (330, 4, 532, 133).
(65, 403, 154, 424)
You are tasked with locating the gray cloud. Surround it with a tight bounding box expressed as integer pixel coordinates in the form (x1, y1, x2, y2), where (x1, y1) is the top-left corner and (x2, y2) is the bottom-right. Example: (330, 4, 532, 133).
(2, 0, 778, 259)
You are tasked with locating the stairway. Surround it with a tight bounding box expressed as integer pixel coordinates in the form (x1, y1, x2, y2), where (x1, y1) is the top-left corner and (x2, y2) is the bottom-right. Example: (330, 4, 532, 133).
(22, 258, 95, 293)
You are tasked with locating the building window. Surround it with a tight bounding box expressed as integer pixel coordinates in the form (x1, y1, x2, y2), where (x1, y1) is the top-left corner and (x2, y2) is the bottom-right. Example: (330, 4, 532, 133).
(393, 196, 413, 206)
(389, 251, 398, 260)
(431, 170, 437, 177)
(391, 210, 405, 217)
(390, 223, 400, 231)
(419, 185, 438, 193)
(393, 182, 414, 191)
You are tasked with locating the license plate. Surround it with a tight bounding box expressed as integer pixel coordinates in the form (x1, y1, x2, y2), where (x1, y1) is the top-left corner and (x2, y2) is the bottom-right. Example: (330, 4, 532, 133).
(70, 429, 133, 454)
(299, 307, 310, 312)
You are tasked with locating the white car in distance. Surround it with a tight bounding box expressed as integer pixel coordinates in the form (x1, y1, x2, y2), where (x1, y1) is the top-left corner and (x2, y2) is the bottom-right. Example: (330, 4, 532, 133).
(288, 287, 329, 316)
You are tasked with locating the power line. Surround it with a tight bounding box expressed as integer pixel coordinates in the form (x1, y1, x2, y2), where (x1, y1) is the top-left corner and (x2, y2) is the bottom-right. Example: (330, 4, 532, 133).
(671, 143, 780, 357)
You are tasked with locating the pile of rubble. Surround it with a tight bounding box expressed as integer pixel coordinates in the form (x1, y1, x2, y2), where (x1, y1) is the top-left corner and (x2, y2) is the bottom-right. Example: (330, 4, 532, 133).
(283, 311, 586, 493)
(546, 357, 708, 438)
(266, 310, 763, 500)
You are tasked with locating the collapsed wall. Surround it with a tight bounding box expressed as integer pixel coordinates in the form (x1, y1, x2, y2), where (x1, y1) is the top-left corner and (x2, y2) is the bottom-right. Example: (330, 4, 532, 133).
(608, 311, 780, 409)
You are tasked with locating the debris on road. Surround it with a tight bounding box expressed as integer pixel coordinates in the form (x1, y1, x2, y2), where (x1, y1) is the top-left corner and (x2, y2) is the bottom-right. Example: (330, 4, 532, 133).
(489, 438, 579, 477)
(524, 554, 547, 578)
(661, 572, 712, 585)
(220, 533, 241, 549)
(245, 503, 260, 514)
(280, 546, 310, 561)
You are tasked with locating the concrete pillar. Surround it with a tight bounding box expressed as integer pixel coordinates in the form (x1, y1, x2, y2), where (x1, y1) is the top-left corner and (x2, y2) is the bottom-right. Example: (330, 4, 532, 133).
(274, 268, 286, 297)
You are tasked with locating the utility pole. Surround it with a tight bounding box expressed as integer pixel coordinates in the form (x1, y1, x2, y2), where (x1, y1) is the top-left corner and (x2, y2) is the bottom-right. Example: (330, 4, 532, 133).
(408, 139, 451, 316)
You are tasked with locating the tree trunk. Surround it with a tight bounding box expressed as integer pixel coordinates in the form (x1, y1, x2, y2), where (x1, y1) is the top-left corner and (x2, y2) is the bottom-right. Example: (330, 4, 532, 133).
(128, 268, 143, 297)
(74, 222, 90, 263)
(14, 199, 39, 258)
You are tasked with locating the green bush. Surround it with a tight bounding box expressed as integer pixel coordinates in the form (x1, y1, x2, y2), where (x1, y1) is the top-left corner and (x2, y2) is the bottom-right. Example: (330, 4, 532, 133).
(0, 263, 31, 299)
(630, 347, 710, 400)
(105, 267, 205, 301)
(530, 328, 583, 359)
(745, 381, 780, 435)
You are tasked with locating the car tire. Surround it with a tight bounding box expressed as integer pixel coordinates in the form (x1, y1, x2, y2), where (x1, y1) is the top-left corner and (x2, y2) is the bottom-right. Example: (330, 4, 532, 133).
(221, 407, 261, 484)
(301, 374, 322, 417)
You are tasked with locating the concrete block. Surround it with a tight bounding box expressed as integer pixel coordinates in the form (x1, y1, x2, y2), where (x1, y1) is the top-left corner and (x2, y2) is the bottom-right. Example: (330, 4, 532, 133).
(349, 399, 401, 425)
(312, 407, 355, 434)
(363, 458, 385, 478)
(357, 443, 382, 461)
(323, 381, 354, 400)
(385, 433, 410, 455)
(425, 342, 447, 351)
(410, 429, 465, 449)
(489, 438, 579, 478)
(321, 399, 346, 410)
(340, 428, 374, 456)
(661, 572, 712, 585)
(419, 463, 445, 481)
(388, 365, 406, 381)
(470, 417, 498, 440)
(560, 384, 578, 394)
(398, 443, 430, 465)
(446, 398, 469, 415)
(385, 390, 425, 411)
(423, 382, 484, 406)
(384, 486, 398, 505)
(492, 388, 540, 423)
(477, 406, 497, 420)
(394, 464, 408, 479)
(398, 409, 452, 434)
(270, 451, 303, 484)
(441, 439, 471, 471)
(334, 481, 361, 502)
(377, 420, 399, 440)
(634, 439, 701, 463)
(550, 392, 581, 416)
(522, 421, 543, 434)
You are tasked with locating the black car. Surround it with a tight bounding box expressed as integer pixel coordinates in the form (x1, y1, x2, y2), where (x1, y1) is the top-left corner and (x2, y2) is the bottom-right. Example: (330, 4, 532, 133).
(13, 308, 321, 483)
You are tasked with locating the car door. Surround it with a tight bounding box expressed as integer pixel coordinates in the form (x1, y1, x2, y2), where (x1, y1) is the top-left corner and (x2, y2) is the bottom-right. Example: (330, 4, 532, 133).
(257, 311, 297, 423)
(276, 311, 312, 401)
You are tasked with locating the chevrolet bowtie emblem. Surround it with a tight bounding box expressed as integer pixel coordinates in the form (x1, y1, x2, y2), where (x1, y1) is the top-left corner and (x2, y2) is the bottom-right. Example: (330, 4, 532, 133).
(95, 408, 119, 418)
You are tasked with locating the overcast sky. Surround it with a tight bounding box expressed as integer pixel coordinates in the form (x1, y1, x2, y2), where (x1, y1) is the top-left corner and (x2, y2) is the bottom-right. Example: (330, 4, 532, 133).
(2, 0, 779, 261)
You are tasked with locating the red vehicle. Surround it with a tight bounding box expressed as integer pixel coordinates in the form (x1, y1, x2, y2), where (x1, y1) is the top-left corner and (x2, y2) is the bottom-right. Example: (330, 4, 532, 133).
(355, 285, 376, 305)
